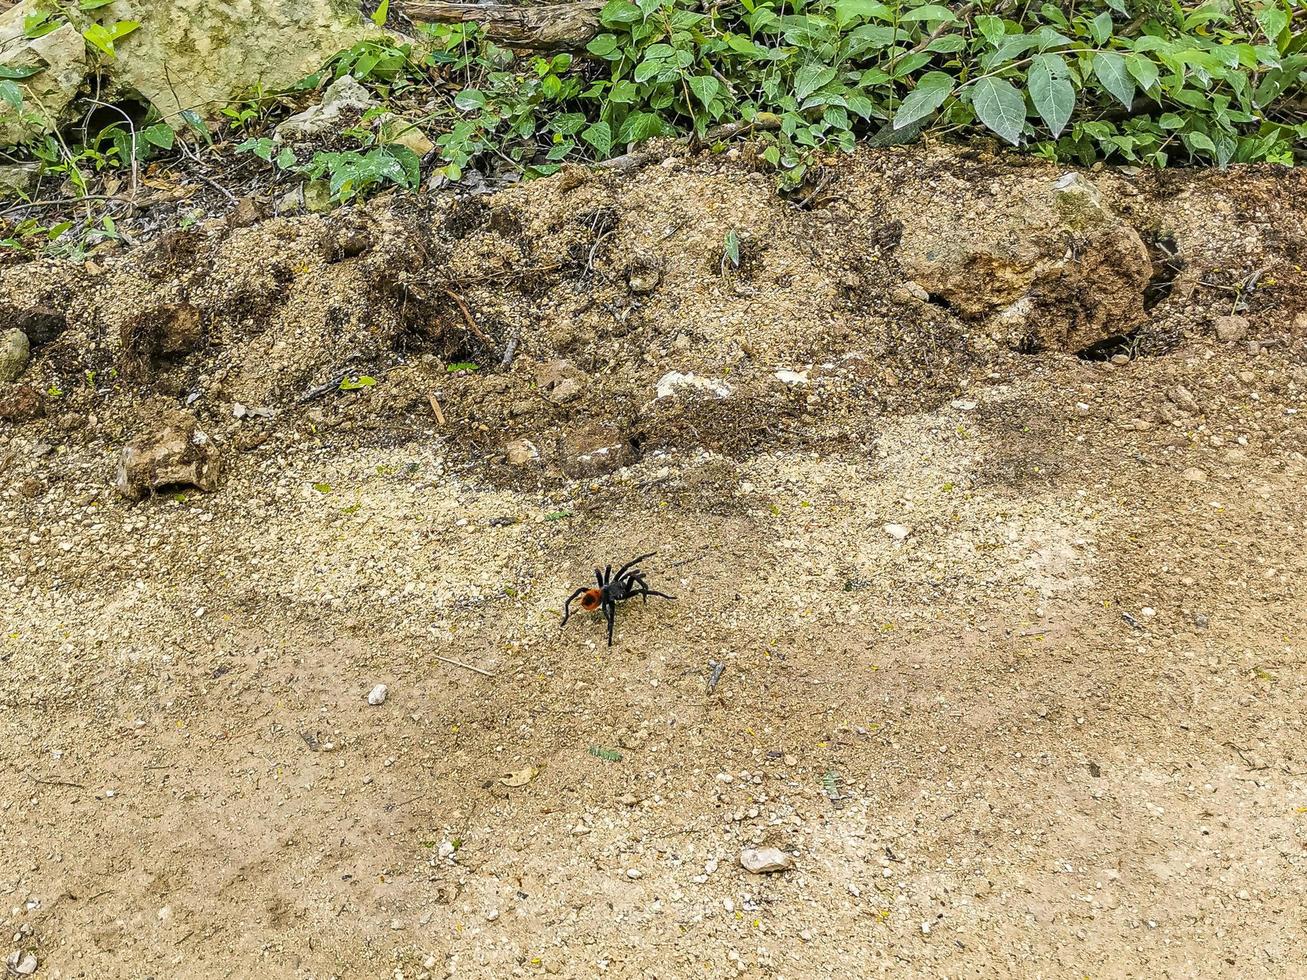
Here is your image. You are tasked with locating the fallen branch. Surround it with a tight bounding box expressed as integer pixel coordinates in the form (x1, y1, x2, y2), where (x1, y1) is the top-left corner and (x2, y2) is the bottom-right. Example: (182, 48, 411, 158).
(395, 0, 604, 49)
(434, 653, 497, 677)
(441, 287, 499, 353)
(599, 113, 784, 171)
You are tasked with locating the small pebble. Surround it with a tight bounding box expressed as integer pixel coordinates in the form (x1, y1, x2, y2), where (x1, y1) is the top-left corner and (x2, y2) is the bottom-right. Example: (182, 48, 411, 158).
(882, 523, 911, 541)
(626, 868, 642, 880)
(740, 847, 794, 874)
(367, 684, 388, 705)
(1182, 467, 1208, 483)
(485, 909, 500, 922)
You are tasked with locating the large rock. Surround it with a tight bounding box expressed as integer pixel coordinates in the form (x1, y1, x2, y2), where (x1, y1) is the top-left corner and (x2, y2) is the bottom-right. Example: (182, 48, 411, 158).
(276, 75, 375, 142)
(0, 19, 87, 146)
(0, 0, 371, 147)
(892, 172, 1152, 352)
(0, 328, 31, 382)
(116, 416, 222, 499)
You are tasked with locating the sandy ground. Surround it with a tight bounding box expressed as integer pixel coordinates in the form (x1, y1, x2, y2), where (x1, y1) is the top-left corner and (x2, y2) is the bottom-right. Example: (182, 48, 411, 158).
(3, 335, 1306, 979)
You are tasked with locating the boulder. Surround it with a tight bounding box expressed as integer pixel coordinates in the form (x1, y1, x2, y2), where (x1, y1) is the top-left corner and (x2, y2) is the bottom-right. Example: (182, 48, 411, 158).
(0, 19, 87, 145)
(0, 328, 30, 382)
(892, 171, 1152, 352)
(116, 416, 222, 499)
(276, 74, 375, 142)
(0, 0, 372, 148)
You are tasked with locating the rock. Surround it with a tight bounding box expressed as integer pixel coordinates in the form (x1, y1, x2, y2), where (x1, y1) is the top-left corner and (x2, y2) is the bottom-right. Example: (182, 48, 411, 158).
(0, 384, 44, 422)
(504, 438, 540, 467)
(0, 21, 87, 145)
(558, 422, 636, 478)
(6, 950, 37, 976)
(0, 303, 67, 346)
(1183, 467, 1208, 483)
(627, 256, 663, 295)
(1167, 385, 1201, 415)
(883, 523, 911, 541)
(893, 170, 1151, 352)
(1110, 353, 1130, 366)
(892, 280, 931, 303)
(2, 2, 370, 149)
(121, 303, 205, 365)
(367, 684, 388, 705)
(1213, 314, 1249, 343)
(122, 1, 370, 132)
(0, 162, 40, 197)
(115, 416, 222, 500)
(536, 359, 587, 405)
(277, 75, 375, 141)
(0, 328, 31, 382)
(655, 372, 732, 400)
(774, 369, 810, 386)
(227, 195, 264, 229)
(625, 868, 642, 879)
(739, 847, 793, 874)
(950, 399, 977, 411)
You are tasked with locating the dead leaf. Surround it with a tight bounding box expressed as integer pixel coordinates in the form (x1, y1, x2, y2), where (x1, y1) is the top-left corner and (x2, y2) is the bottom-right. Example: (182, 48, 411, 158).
(499, 766, 538, 787)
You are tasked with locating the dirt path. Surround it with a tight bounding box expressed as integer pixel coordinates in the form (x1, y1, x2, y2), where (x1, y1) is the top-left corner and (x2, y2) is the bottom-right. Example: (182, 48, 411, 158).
(3, 337, 1305, 978)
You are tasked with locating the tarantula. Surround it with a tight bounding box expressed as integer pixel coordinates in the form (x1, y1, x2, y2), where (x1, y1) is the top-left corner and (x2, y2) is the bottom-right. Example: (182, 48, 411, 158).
(561, 552, 675, 646)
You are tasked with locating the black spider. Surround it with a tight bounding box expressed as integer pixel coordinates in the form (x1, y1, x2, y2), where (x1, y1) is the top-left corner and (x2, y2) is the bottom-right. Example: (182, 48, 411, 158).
(561, 552, 675, 646)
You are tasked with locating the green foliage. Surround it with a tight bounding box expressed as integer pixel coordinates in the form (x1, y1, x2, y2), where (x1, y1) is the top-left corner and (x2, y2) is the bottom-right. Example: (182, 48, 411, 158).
(401, 0, 1303, 181)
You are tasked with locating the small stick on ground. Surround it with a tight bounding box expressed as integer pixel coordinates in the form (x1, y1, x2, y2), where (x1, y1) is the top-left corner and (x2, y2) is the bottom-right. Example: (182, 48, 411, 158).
(499, 331, 520, 370)
(427, 392, 447, 426)
(442, 288, 499, 353)
(30, 777, 86, 789)
(434, 653, 497, 678)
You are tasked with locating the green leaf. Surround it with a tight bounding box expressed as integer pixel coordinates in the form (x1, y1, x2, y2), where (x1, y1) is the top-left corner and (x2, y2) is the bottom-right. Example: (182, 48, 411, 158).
(80, 0, 115, 8)
(723, 229, 740, 267)
(371, 0, 390, 27)
(0, 81, 23, 109)
(898, 4, 956, 22)
(581, 119, 613, 155)
(0, 65, 42, 81)
(599, 0, 642, 27)
(275, 147, 297, 169)
(339, 375, 378, 391)
(1027, 56, 1074, 137)
(976, 14, 1006, 46)
(447, 362, 479, 373)
(925, 34, 966, 54)
(794, 63, 837, 102)
(23, 12, 61, 38)
(615, 111, 665, 146)
(1089, 11, 1114, 45)
(1092, 51, 1134, 109)
(454, 88, 486, 111)
(687, 74, 720, 109)
(893, 71, 954, 130)
(1124, 53, 1158, 94)
(832, 0, 891, 27)
(969, 76, 1026, 145)
(313, 483, 332, 494)
(1256, 7, 1287, 44)
(141, 123, 175, 150)
(1157, 112, 1185, 129)
(1184, 131, 1216, 155)
(585, 33, 619, 58)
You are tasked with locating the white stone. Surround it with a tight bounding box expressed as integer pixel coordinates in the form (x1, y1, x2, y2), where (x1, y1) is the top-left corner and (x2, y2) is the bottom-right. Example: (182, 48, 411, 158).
(367, 684, 388, 705)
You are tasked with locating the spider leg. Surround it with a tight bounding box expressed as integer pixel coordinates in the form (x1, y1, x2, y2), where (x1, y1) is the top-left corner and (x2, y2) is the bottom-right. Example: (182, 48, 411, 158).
(604, 564, 613, 586)
(561, 587, 590, 627)
(604, 599, 616, 647)
(614, 552, 657, 581)
(595, 567, 604, 587)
